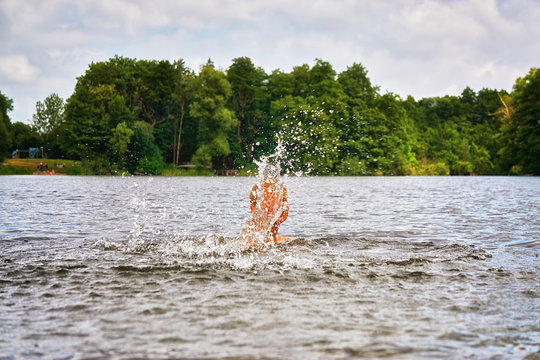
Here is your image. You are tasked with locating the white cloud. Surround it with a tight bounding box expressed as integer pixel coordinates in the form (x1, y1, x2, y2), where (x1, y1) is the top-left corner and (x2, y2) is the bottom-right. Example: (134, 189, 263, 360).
(0, 54, 40, 83)
(1, 0, 539, 123)
(46, 48, 103, 65)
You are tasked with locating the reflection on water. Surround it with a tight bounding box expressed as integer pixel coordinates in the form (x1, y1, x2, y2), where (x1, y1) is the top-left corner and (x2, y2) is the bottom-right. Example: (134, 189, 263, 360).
(0, 175, 539, 359)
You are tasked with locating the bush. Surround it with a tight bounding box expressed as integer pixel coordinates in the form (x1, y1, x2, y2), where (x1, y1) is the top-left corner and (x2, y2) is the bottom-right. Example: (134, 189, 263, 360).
(456, 161, 474, 175)
(0, 165, 33, 175)
(65, 166, 85, 175)
(335, 157, 370, 175)
(237, 163, 258, 176)
(161, 166, 214, 176)
(81, 156, 114, 175)
(413, 159, 450, 175)
(136, 149, 166, 175)
(510, 165, 523, 175)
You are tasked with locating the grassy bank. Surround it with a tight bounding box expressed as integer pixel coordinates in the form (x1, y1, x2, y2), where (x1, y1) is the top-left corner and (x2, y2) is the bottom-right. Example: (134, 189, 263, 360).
(161, 167, 215, 176)
(0, 165, 34, 175)
(1, 158, 82, 174)
(0, 158, 219, 176)
(0, 157, 485, 176)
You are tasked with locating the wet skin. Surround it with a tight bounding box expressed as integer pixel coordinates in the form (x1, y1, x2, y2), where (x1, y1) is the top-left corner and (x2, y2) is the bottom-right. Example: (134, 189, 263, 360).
(249, 177, 289, 244)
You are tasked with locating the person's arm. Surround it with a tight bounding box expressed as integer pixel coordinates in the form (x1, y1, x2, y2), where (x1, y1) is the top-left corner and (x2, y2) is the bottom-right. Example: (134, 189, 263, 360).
(277, 186, 289, 223)
(249, 184, 258, 212)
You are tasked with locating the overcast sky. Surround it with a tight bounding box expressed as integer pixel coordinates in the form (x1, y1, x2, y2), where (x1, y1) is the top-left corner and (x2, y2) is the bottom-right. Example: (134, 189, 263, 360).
(1, 0, 539, 124)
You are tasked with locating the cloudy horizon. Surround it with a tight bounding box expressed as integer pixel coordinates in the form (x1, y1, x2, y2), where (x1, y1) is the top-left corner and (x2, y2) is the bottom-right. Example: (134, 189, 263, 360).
(1, 0, 539, 124)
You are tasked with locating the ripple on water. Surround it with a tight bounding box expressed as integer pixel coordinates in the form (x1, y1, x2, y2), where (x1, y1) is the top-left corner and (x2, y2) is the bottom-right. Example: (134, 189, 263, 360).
(508, 239, 540, 249)
(1, 176, 539, 359)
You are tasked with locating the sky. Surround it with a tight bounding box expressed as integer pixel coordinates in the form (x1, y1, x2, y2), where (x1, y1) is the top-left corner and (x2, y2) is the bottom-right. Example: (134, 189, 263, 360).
(1, 0, 539, 124)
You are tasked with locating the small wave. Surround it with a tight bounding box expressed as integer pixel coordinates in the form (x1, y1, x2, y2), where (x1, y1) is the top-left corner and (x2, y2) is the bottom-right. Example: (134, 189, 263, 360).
(158, 336, 189, 344)
(90, 233, 500, 276)
(111, 264, 197, 273)
(435, 243, 493, 261)
(507, 239, 540, 249)
(92, 234, 318, 272)
(385, 258, 432, 266)
(391, 270, 434, 280)
(438, 331, 479, 341)
(49, 304, 89, 312)
(140, 307, 168, 316)
(6, 236, 54, 242)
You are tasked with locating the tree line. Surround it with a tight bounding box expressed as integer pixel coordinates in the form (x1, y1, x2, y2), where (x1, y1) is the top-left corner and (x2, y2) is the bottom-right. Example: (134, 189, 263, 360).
(1, 56, 538, 175)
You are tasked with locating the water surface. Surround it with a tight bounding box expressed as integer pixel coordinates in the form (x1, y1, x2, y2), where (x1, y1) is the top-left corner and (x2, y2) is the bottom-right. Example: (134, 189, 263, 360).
(0, 176, 539, 359)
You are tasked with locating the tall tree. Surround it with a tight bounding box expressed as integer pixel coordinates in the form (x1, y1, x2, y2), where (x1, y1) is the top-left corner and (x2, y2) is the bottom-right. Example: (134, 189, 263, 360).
(32, 93, 65, 156)
(135, 60, 176, 129)
(267, 70, 295, 100)
(498, 68, 540, 174)
(33, 93, 65, 135)
(189, 61, 238, 168)
(110, 121, 134, 169)
(337, 63, 378, 109)
(227, 57, 268, 163)
(0, 91, 13, 160)
(276, 102, 341, 175)
(291, 64, 311, 98)
(126, 121, 164, 174)
(309, 59, 338, 99)
(171, 60, 193, 166)
(11, 122, 42, 151)
(228, 57, 259, 140)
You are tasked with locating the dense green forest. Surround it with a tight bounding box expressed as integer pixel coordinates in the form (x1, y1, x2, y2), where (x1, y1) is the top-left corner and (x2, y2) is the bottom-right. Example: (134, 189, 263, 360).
(1, 57, 539, 175)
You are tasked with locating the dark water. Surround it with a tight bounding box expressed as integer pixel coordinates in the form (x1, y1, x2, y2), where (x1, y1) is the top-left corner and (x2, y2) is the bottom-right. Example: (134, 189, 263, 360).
(0, 175, 539, 359)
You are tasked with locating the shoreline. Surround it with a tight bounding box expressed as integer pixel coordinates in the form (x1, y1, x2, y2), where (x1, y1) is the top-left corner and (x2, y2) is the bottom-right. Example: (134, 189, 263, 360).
(1, 159, 536, 177)
(0, 172, 536, 177)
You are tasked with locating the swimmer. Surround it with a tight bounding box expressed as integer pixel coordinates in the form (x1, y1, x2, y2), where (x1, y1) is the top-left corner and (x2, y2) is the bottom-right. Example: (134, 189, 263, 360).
(242, 164, 289, 249)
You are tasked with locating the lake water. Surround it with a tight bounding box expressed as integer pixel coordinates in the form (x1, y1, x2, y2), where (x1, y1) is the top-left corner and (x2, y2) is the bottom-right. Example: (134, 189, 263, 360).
(0, 175, 539, 359)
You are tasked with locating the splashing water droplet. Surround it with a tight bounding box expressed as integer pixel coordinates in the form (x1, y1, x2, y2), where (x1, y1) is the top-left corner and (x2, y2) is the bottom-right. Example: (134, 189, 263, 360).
(238, 140, 292, 250)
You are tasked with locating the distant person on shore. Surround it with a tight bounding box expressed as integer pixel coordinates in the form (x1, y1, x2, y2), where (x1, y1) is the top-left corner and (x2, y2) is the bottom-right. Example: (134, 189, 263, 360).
(242, 164, 289, 249)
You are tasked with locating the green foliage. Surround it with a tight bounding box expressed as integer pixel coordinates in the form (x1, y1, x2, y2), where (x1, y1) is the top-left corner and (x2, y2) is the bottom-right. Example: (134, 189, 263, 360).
(0, 91, 14, 161)
(190, 62, 238, 168)
(5, 58, 538, 176)
(276, 104, 341, 175)
(498, 68, 540, 175)
(413, 159, 450, 176)
(80, 155, 114, 175)
(170, 60, 195, 166)
(11, 122, 43, 150)
(337, 62, 378, 108)
(32, 93, 65, 157)
(335, 156, 369, 176)
(0, 165, 34, 175)
(227, 57, 268, 163)
(136, 149, 166, 175)
(65, 166, 86, 175)
(161, 166, 214, 176)
(110, 121, 134, 168)
(406, 86, 509, 175)
(127, 121, 165, 174)
(32, 93, 65, 136)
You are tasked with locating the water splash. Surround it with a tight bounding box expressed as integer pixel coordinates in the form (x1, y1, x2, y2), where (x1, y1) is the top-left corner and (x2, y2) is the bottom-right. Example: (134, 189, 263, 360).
(239, 157, 289, 250)
(248, 133, 312, 178)
(238, 134, 311, 250)
(92, 233, 314, 271)
(104, 136, 301, 257)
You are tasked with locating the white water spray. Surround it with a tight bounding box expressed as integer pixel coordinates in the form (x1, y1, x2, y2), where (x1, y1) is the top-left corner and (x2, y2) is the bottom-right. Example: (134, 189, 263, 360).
(239, 141, 291, 250)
